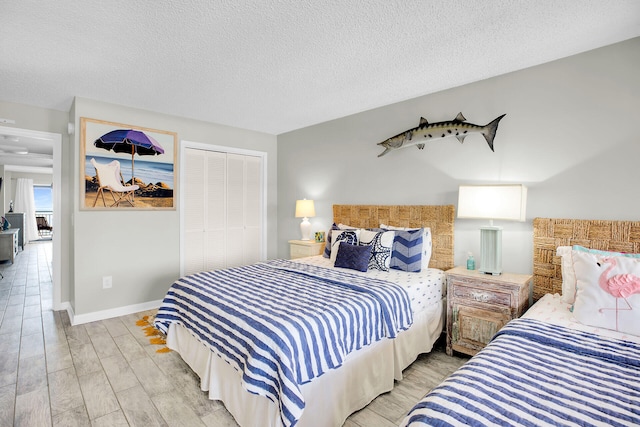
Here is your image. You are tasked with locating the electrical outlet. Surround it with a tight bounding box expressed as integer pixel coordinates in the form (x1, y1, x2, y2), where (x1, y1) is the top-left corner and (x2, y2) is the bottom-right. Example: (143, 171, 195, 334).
(102, 276, 112, 289)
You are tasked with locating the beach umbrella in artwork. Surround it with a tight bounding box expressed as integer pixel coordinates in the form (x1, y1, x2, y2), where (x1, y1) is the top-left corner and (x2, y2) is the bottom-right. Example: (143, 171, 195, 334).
(94, 129, 165, 186)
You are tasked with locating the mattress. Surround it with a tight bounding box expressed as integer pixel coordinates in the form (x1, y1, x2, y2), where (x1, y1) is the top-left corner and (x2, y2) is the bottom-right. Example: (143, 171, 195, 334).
(523, 293, 640, 344)
(295, 255, 446, 314)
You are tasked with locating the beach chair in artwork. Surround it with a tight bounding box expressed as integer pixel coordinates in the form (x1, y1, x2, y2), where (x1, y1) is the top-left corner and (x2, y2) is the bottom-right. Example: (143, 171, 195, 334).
(90, 158, 140, 207)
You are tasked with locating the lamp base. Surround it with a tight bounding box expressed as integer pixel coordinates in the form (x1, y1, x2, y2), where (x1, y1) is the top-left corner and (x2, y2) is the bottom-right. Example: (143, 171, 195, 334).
(299, 217, 311, 240)
(479, 226, 502, 275)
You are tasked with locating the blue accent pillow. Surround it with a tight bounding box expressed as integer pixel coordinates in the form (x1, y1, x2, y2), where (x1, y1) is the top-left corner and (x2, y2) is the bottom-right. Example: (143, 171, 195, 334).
(389, 228, 423, 272)
(334, 242, 372, 272)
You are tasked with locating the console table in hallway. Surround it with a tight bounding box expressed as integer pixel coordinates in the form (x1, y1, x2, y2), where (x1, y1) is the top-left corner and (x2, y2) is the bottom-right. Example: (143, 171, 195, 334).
(0, 229, 19, 263)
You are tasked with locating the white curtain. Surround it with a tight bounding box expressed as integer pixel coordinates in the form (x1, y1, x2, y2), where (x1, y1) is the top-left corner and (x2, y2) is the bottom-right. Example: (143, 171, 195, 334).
(14, 178, 39, 243)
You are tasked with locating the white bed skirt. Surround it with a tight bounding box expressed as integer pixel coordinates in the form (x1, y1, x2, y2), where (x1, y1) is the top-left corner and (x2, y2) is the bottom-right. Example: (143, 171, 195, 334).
(166, 300, 443, 427)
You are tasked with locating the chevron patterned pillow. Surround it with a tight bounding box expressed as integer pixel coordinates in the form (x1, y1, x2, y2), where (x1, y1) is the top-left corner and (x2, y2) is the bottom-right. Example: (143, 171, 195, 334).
(389, 228, 424, 272)
(381, 224, 431, 271)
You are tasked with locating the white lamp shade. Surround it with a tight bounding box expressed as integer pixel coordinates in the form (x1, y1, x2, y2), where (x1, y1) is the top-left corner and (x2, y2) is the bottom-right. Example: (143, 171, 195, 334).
(295, 199, 316, 218)
(457, 185, 527, 222)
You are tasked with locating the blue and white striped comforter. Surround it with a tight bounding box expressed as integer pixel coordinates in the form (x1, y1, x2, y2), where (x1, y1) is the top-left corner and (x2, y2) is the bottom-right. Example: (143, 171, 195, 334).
(401, 318, 640, 426)
(154, 259, 412, 427)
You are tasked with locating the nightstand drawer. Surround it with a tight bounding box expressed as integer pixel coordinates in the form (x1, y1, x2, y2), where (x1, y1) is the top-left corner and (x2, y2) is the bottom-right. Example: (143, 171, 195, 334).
(290, 245, 311, 258)
(451, 284, 511, 307)
(288, 240, 324, 259)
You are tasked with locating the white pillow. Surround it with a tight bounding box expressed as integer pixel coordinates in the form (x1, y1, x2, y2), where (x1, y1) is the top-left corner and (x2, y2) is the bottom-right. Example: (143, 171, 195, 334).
(556, 246, 576, 303)
(572, 250, 640, 336)
(380, 224, 432, 269)
(330, 229, 360, 263)
(558, 245, 640, 304)
(337, 223, 356, 229)
(323, 223, 357, 258)
(358, 229, 394, 271)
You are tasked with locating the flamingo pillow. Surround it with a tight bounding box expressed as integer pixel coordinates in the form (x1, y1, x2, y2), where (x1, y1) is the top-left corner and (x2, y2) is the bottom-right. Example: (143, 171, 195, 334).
(572, 250, 640, 337)
(557, 245, 640, 304)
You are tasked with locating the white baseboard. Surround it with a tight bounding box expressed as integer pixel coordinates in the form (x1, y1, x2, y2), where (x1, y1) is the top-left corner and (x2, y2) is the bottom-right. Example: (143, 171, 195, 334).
(57, 301, 74, 324)
(67, 299, 163, 326)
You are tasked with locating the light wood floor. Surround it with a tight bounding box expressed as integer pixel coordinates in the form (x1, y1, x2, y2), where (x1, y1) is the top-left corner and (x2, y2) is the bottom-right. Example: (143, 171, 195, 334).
(0, 241, 468, 426)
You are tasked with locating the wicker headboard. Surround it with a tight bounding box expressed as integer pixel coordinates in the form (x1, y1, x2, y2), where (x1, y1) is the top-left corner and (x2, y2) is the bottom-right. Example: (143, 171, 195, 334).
(533, 217, 640, 300)
(332, 205, 455, 271)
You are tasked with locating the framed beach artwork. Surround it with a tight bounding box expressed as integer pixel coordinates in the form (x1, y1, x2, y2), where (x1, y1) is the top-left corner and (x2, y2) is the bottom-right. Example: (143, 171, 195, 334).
(80, 117, 177, 210)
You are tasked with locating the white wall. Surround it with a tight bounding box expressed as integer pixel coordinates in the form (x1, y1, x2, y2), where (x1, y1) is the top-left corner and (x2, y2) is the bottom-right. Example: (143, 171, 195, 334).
(2, 37, 637, 318)
(1, 97, 278, 321)
(277, 37, 640, 274)
(70, 98, 278, 317)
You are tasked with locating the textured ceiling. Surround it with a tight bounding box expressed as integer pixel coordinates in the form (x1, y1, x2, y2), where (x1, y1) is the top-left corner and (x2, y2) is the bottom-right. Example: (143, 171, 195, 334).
(1, 1, 640, 135)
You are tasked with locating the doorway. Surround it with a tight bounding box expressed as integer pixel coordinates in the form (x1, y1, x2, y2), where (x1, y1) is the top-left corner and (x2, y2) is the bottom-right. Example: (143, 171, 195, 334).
(0, 125, 62, 309)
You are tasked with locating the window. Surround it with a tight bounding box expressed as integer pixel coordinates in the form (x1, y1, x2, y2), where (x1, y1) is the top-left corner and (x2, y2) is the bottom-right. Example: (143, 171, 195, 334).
(34, 185, 53, 212)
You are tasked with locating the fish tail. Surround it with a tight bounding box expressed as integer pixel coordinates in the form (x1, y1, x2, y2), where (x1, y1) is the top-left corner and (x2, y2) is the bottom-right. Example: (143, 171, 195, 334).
(482, 114, 506, 152)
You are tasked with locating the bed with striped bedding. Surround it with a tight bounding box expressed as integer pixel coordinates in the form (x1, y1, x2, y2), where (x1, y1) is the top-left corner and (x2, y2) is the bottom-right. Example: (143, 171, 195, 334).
(401, 317, 640, 426)
(154, 259, 412, 427)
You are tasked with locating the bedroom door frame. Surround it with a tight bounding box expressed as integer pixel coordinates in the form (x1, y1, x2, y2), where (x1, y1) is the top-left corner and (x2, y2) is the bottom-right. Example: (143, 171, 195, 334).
(179, 140, 267, 276)
(0, 125, 62, 309)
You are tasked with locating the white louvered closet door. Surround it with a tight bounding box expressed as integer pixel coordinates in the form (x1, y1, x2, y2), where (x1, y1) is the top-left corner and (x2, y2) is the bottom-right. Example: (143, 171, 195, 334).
(184, 148, 263, 276)
(184, 148, 207, 275)
(206, 151, 227, 271)
(225, 153, 263, 268)
(226, 154, 245, 268)
(243, 155, 262, 264)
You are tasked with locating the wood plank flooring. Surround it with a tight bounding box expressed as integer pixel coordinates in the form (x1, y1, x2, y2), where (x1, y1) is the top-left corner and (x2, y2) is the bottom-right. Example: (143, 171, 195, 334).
(0, 241, 469, 426)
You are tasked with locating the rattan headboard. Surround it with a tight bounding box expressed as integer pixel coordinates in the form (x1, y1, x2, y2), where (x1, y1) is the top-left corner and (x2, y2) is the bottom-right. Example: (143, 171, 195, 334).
(533, 217, 640, 300)
(333, 205, 455, 271)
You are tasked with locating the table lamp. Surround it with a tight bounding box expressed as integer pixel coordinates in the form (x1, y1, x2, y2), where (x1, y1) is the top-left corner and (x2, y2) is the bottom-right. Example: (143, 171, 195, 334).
(295, 199, 316, 240)
(457, 184, 527, 275)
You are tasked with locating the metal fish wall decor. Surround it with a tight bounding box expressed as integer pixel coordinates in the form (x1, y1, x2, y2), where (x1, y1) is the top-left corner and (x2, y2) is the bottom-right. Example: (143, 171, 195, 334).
(377, 112, 506, 157)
